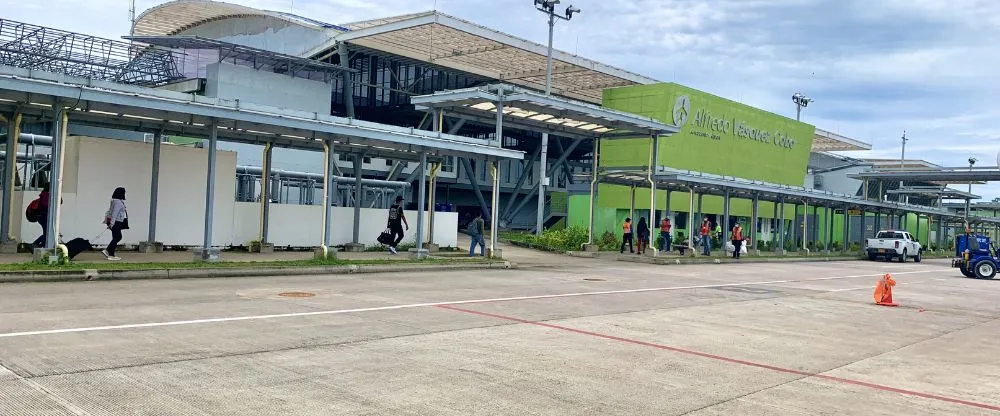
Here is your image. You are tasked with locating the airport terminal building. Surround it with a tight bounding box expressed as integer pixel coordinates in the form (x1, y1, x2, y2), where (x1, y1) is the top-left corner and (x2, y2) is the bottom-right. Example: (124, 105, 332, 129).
(0, 0, 993, 254)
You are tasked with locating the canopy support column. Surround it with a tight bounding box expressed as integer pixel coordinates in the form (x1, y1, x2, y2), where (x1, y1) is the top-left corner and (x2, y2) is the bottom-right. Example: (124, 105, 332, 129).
(317, 137, 337, 259)
(413, 152, 429, 259)
(647, 135, 658, 256)
(777, 200, 786, 255)
(1, 111, 21, 250)
(345, 153, 364, 252)
(722, 188, 731, 244)
(140, 128, 165, 253)
(196, 120, 220, 262)
(43, 105, 68, 262)
(750, 194, 759, 253)
(586, 138, 600, 248)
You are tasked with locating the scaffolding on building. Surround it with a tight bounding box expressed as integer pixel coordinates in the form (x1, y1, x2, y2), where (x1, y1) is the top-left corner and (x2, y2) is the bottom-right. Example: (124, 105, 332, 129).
(0, 19, 183, 87)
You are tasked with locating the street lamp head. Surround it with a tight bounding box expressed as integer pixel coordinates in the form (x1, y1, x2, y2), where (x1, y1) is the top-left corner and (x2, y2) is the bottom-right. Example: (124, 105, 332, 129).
(792, 92, 813, 107)
(565, 5, 581, 19)
(970, 157, 978, 166)
(535, 0, 560, 10)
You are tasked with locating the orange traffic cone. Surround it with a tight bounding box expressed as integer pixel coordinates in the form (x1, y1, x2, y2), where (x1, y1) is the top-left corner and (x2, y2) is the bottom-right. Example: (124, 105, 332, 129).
(874, 273, 898, 307)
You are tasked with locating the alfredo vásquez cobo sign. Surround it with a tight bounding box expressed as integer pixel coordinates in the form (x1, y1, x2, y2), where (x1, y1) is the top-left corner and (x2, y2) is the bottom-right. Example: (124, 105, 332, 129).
(671, 94, 798, 149)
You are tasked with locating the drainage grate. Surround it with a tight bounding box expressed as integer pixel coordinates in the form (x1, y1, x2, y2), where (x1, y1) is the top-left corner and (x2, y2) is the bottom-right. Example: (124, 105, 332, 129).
(583, 278, 606, 282)
(278, 291, 316, 298)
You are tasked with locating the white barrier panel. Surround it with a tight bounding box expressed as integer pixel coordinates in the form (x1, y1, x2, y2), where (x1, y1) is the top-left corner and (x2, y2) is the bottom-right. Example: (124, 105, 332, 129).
(12, 136, 458, 249)
(18, 136, 237, 246)
(232, 202, 459, 248)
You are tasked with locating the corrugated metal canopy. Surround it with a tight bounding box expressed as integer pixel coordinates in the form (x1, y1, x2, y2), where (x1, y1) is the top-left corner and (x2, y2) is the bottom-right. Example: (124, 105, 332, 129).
(411, 84, 678, 140)
(599, 167, 959, 217)
(0, 65, 524, 162)
(305, 11, 658, 104)
(130, 0, 340, 37)
(812, 129, 871, 152)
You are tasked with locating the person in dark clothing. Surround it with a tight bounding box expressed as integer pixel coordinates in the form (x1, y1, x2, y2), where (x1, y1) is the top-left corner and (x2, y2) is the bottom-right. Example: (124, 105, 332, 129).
(31, 185, 51, 248)
(102, 187, 128, 261)
(468, 211, 486, 257)
(636, 217, 650, 255)
(387, 195, 409, 255)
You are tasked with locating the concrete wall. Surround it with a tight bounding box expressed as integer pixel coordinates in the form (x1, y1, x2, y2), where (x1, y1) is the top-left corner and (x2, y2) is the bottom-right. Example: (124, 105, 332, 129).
(180, 16, 330, 58)
(231, 204, 458, 248)
(205, 62, 332, 115)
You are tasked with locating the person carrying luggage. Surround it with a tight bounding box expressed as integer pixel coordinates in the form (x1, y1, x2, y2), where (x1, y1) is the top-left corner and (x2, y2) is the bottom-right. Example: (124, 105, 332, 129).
(731, 222, 745, 259)
(387, 195, 408, 255)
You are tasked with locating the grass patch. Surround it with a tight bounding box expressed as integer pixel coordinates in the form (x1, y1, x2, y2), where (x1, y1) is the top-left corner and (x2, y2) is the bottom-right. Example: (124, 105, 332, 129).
(0, 256, 492, 273)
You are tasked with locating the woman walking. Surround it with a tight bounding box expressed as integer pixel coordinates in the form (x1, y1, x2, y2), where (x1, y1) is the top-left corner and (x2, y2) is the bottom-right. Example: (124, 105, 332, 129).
(636, 217, 649, 255)
(102, 187, 128, 261)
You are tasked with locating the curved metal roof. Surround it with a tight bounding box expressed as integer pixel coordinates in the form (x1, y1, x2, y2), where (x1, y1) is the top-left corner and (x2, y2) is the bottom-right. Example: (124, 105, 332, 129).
(131, 0, 343, 37)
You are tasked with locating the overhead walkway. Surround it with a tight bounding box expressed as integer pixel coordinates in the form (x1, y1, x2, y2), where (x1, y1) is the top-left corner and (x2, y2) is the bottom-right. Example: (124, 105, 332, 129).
(0, 65, 523, 262)
(411, 83, 679, 233)
(598, 166, 966, 254)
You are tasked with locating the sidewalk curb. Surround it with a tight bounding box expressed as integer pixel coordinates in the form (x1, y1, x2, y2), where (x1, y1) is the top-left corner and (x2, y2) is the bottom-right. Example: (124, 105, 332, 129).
(617, 255, 949, 266)
(0, 261, 515, 283)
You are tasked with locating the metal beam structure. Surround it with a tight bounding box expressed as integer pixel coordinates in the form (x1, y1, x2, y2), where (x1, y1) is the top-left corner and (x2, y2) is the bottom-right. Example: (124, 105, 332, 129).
(460, 157, 491, 222)
(0, 19, 182, 86)
(848, 169, 1000, 184)
(305, 11, 659, 104)
(411, 84, 679, 140)
(0, 67, 525, 162)
(125, 35, 356, 83)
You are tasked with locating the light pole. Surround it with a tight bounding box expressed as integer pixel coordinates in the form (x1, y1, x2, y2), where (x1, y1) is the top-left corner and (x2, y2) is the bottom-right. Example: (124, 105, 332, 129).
(533, 0, 580, 236)
(899, 130, 907, 203)
(967, 157, 977, 220)
(792, 92, 813, 121)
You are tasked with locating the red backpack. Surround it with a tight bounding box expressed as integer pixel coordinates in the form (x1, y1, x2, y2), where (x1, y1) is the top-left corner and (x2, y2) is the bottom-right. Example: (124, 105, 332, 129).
(25, 198, 41, 223)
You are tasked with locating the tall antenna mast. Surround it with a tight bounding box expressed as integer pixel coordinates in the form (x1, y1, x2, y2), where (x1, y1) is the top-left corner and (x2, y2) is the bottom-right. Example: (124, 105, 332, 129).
(129, 0, 136, 28)
(128, 0, 137, 49)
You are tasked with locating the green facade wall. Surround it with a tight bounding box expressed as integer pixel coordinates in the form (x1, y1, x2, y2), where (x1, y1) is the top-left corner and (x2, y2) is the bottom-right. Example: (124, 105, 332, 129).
(565, 82, 947, 250)
(600, 83, 816, 186)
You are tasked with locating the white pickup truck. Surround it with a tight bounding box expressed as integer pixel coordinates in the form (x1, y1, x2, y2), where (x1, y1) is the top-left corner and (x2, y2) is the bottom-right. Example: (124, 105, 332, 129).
(865, 230, 922, 262)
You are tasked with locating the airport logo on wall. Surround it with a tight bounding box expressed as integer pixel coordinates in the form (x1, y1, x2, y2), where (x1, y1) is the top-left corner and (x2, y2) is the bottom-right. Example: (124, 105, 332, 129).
(672, 95, 691, 128)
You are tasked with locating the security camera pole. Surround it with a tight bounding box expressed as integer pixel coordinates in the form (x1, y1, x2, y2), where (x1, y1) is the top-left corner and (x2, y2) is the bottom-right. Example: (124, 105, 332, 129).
(967, 157, 977, 220)
(533, 0, 580, 236)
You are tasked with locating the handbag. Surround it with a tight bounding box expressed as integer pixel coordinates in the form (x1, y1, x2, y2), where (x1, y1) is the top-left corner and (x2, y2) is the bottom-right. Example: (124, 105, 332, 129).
(377, 228, 393, 245)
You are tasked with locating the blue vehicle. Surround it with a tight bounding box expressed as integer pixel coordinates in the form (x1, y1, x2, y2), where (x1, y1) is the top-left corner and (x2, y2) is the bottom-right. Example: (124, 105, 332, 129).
(952, 234, 997, 279)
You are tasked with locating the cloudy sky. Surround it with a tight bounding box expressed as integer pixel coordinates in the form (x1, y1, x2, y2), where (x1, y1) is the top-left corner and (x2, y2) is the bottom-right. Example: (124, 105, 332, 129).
(5, 0, 999, 197)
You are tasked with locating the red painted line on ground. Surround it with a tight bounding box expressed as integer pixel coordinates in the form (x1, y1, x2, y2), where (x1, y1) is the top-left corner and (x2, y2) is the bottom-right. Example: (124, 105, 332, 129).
(436, 304, 1000, 412)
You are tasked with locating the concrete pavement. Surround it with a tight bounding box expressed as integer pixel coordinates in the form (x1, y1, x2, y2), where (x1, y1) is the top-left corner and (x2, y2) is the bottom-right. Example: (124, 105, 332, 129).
(1, 255, 998, 415)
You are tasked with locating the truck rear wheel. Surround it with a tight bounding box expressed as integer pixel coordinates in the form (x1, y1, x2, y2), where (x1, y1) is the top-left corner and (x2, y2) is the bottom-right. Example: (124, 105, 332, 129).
(962, 267, 977, 278)
(976, 261, 997, 280)
(898, 249, 907, 263)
